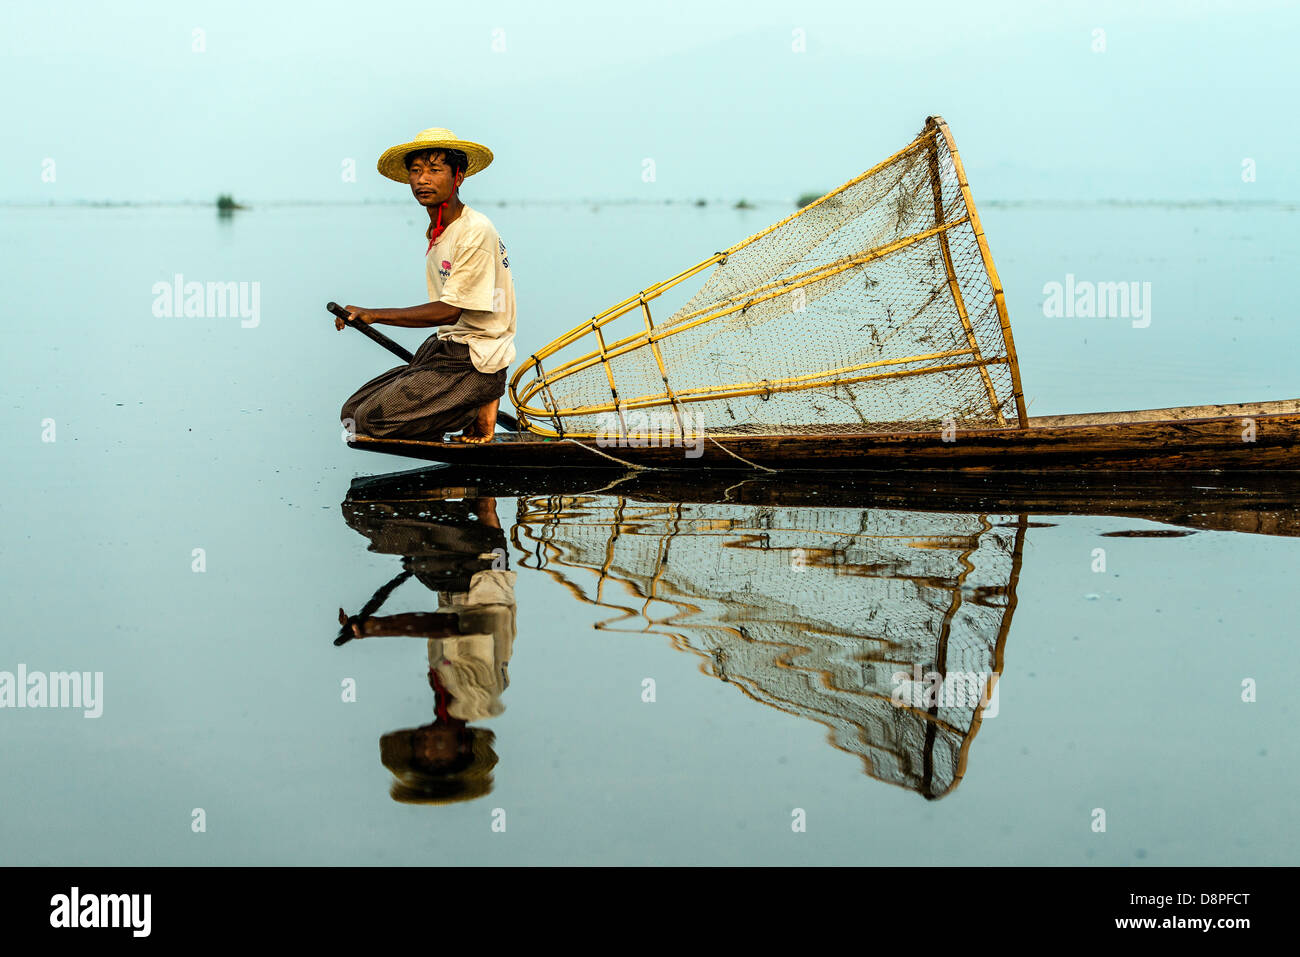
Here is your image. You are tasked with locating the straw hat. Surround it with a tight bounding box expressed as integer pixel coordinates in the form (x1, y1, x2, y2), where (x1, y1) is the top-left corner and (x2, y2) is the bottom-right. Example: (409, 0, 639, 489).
(380, 725, 498, 805)
(377, 128, 494, 183)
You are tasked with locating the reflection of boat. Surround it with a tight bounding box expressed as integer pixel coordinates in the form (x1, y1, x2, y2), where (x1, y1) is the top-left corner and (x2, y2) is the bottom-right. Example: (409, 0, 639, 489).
(343, 464, 1300, 799)
(347, 466, 1300, 539)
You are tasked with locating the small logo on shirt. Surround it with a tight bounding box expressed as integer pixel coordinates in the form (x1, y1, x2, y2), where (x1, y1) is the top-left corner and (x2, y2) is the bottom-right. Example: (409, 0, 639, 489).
(439, 259, 452, 280)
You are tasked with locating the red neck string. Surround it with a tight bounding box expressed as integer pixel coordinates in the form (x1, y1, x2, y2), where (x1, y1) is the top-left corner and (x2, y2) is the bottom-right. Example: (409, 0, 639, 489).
(426, 182, 459, 252)
(430, 667, 451, 723)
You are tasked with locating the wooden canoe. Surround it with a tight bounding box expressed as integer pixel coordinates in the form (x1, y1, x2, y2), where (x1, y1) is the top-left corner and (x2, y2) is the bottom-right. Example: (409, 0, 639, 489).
(347, 398, 1300, 472)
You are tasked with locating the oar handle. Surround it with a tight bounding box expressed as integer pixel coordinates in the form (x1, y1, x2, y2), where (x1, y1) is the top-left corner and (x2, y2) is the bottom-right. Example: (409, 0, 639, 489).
(327, 302, 414, 363)
(328, 301, 520, 432)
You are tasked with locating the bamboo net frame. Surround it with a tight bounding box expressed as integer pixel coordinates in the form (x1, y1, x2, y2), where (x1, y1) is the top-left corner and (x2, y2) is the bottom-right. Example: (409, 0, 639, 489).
(509, 116, 1028, 439)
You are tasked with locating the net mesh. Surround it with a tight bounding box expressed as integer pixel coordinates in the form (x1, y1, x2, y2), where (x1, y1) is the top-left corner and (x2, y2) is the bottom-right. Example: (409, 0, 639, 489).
(514, 493, 1024, 799)
(513, 117, 1023, 438)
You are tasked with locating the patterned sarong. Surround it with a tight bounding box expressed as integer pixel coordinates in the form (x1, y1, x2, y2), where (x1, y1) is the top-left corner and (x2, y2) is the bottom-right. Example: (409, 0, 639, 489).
(341, 336, 506, 440)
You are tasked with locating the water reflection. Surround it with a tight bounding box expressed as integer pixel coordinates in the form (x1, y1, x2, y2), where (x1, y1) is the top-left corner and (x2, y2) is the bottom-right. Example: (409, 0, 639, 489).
(511, 491, 1023, 800)
(339, 467, 1300, 803)
(337, 494, 515, 804)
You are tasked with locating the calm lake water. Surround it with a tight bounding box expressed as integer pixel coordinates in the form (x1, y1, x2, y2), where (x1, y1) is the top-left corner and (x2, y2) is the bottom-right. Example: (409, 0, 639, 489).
(2, 200, 1298, 865)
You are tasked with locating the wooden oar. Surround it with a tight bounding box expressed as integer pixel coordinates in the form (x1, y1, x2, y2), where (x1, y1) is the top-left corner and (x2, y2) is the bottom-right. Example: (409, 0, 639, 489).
(328, 301, 414, 362)
(327, 301, 520, 432)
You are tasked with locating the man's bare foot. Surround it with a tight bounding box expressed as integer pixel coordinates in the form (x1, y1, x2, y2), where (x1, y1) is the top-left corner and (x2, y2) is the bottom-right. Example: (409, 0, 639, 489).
(453, 398, 499, 444)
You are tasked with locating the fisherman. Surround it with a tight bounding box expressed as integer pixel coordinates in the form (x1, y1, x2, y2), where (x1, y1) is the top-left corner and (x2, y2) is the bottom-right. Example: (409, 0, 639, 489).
(338, 128, 516, 444)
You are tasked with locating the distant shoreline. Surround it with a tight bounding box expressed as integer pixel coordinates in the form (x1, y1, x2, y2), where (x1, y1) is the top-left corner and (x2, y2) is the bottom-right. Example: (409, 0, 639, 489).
(1, 198, 1296, 210)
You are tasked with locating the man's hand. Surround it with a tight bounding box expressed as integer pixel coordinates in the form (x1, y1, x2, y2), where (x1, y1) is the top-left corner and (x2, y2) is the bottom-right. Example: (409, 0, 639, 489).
(335, 305, 374, 331)
(334, 302, 461, 329)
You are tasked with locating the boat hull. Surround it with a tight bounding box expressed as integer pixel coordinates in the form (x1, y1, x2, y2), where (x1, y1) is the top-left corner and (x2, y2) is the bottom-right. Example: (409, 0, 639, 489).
(347, 401, 1300, 472)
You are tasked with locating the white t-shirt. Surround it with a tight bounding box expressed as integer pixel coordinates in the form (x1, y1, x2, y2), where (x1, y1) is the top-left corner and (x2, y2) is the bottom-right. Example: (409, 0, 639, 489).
(432, 569, 517, 722)
(425, 205, 517, 374)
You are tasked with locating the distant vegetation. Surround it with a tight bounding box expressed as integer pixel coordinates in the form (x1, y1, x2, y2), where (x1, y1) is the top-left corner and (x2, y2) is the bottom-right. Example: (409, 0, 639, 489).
(734, 199, 754, 209)
(216, 194, 247, 211)
(694, 198, 707, 207)
(796, 192, 823, 208)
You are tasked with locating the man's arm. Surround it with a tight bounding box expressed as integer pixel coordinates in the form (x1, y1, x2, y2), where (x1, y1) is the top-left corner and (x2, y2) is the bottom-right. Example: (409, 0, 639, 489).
(340, 302, 462, 329)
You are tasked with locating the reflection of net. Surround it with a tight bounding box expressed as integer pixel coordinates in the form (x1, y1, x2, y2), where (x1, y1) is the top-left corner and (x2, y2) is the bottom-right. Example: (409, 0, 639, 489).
(512, 116, 1025, 439)
(515, 496, 1024, 799)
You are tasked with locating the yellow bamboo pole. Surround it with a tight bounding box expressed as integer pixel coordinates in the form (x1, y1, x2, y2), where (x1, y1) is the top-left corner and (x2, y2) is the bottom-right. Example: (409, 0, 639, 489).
(509, 117, 1027, 436)
(514, 344, 1009, 422)
(516, 345, 982, 418)
(639, 297, 688, 436)
(591, 320, 629, 438)
(532, 356, 566, 436)
(531, 254, 725, 364)
(510, 127, 936, 402)
(604, 355, 1009, 412)
(508, 253, 724, 414)
(514, 216, 970, 401)
(926, 124, 1004, 426)
(664, 217, 970, 336)
(513, 276, 950, 418)
(518, 356, 1012, 436)
(930, 115, 1028, 428)
(721, 130, 933, 257)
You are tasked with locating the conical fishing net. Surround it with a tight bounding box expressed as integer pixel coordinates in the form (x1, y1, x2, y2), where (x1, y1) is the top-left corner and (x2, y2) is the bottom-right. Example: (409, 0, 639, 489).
(511, 116, 1027, 439)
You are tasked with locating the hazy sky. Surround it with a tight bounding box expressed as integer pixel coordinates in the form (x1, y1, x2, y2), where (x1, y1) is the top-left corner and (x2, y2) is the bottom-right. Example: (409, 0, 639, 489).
(3, 0, 1297, 203)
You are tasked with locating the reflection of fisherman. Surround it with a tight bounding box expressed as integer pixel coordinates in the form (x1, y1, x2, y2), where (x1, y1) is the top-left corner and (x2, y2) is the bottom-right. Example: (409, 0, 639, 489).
(338, 494, 516, 804)
(428, 569, 516, 721)
(382, 565, 516, 804)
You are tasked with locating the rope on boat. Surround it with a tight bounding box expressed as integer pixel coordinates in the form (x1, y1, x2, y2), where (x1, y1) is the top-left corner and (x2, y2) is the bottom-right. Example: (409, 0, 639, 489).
(558, 435, 775, 472)
(707, 436, 777, 472)
(559, 437, 660, 470)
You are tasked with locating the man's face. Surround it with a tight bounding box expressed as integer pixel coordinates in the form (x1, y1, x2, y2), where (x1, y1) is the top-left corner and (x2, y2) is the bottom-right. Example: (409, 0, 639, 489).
(413, 725, 471, 767)
(407, 152, 460, 207)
